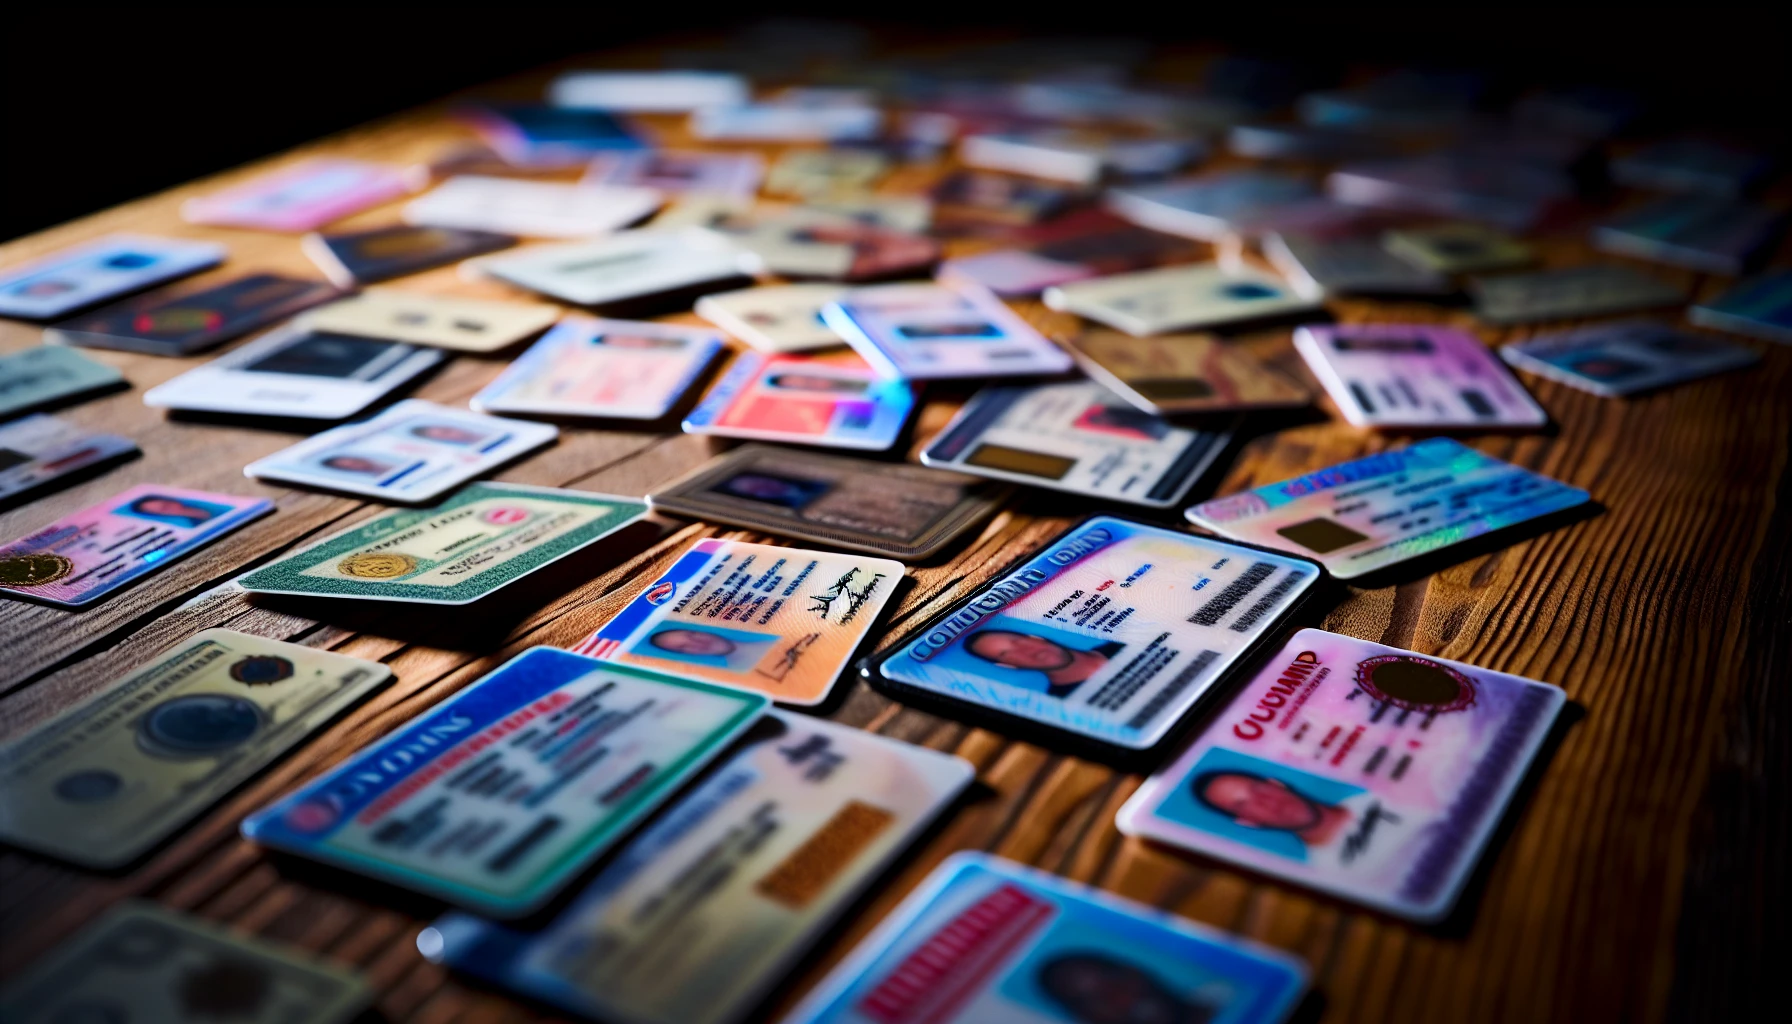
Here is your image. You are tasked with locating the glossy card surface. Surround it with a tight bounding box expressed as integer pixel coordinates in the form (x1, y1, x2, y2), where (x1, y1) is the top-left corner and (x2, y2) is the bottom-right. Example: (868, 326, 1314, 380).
(1043, 263, 1319, 336)
(0, 235, 225, 320)
(405, 177, 662, 238)
(874, 516, 1318, 750)
(44, 274, 343, 355)
(1186, 438, 1590, 579)
(302, 290, 560, 352)
(695, 284, 847, 353)
(1294, 324, 1547, 428)
(420, 713, 973, 1024)
(0, 415, 137, 503)
(0, 485, 272, 608)
(683, 350, 915, 451)
(241, 648, 767, 917)
(0, 346, 126, 418)
(142, 324, 446, 421)
(822, 281, 1072, 380)
(245, 400, 558, 503)
(182, 158, 418, 232)
(1500, 321, 1760, 396)
(473, 316, 722, 420)
(1065, 330, 1309, 414)
(1118, 629, 1565, 921)
(784, 853, 1308, 1024)
(237, 483, 646, 605)
(0, 629, 392, 868)
(303, 224, 515, 286)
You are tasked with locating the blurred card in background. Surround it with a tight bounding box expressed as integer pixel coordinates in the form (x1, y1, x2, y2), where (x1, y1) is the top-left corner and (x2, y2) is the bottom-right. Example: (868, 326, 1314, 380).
(1107, 170, 1317, 241)
(143, 324, 444, 421)
(1229, 121, 1393, 162)
(824, 280, 1071, 379)
(585, 150, 765, 196)
(0, 346, 127, 418)
(1611, 138, 1772, 197)
(303, 224, 515, 286)
(0, 235, 225, 320)
(1294, 323, 1547, 428)
(181, 158, 421, 232)
(696, 283, 846, 352)
(1065, 329, 1309, 414)
(764, 150, 889, 199)
(473, 317, 722, 420)
(1043, 262, 1319, 335)
(45, 274, 341, 356)
(1383, 222, 1535, 275)
(1689, 269, 1792, 345)
(0, 415, 136, 504)
(692, 104, 883, 142)
(930, 170, 1078, 227)
(1470, 265, 1685, 324)
(467, 229, 753, 306)
(724, 213, 940, 282)
(1591, 197, 1785, 276)
(405, 177, 661, 238)
(304, 290, 558, 352)
(684, 349, 915, 451)
(458, 104, 647, 167)
(1265, 230, 1453, 299)
(1329, 156, 1573, 231)
(1501, 321, 1759, 397)
(549, 69, 750, 112)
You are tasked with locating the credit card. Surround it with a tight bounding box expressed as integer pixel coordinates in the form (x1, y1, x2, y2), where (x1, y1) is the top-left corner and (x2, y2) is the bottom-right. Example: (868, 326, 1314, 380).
(783, 852, 1308, 1024)
(405, 177, 662, 238)
(181, 158, 420, 232)
(570, 539, 903, 706)
(0, 485, 272, 608)
(0, 903, 370, 1024)
(1610, 138, 1771, 197)
(1117, 628, 1565, 922)
(1065, 329, 1310, 415)
(473, 316, 722, 420)
(822, 281, 1073, 380)
(871, 515, 1318, 751)
(1263, 231, 1453, 299)
(1186, 438, 1590, 580)
(0, 415, 137, 504)
(419, 712, 973, 1024)
(1293, 323, 1547, 429)
(1381, 222, 1534, 275)
(764, 150, 889, 199)
(1043, 263, 1319, 336)
(302, 224, 515, 286)
(1470, 265, 1685, 324)
(649, 445, 1009, 561)
(458, 104, 647, 167)
(585, 149, 765, 196)
(301, 290, 560, 353)
(1591, 197, 1784, 276)
(1105, 170, 1317, 241)
(241, 647, 767, 916)
(466, 229, 753, 307)
(142, 324, 445, 421)
(683, 350, 915, 451)
(244, 400, 558, 504)
(237, 483, 646, 605)
(695, 284, 847, 353)
(0, 235, 225, 320)
(921, 382, 1233, 508)
(1500, 320, 1760, 397)
(0, 629, 391, 868)
(1688, 269, 1792, 345)
(0, 346, 126, 418)
(44, 274, 343, 356)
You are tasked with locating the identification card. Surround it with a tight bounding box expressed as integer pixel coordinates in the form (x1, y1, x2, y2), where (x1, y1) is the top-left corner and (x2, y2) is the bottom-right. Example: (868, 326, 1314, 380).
(0, 629, 391, 867)
(181, 158, 420, 232)
(822, 281, 1072, 380)
(466, 229, 752, 306)
(143, 323, 445, 421)
(649, 445, 1008, 561)
(302, 224, 515, 286)
(0, 346, 125, 419)
(1470, 265, 1685, 324)
(1592, 197, 1784, 276)
(237, 483, 646, 605)
(549, 69, 750, 112)
(1500, 320, 1760, 397)
(695, 284, 847, 353)
(683, 350, 915, 451)
(1065, 330, 1309, 414)
(1294, 323, 1547, 429)
(1264, 231, 1452, 298)
(938, 250, 1094, 298)
(473, 316, 722, 420)
(245, 400, 558, 503)
(585, 150, 765, 197)
(0, 235, 225, 320)
(764, 150, 888, 199)
(571, 539, 902, 705)
(301, 290, 560, 352)
(691, 105, 883, 142)
(458, 104, 646, 168)
(419, 713, 972, 1024)
(784, 852, 1308, 1024)
(43, 273, 342, 356)
(0, 415, 137, 504)
(930, 170, 1076, 226)
(0, 903, 370, 1024)
(241, 647, 767, 916)
(1688, 269, 1792, 345)
(1118, 628, 1565, 921)
(1186, 438, 1590, 580)
(1043, 263, 1319, 336)
(1381, 222, 1533, 275)
(0, 485, 272, 608)
(871, 515, 1318, 752)
(920, 382, 1233, 508)
(404, 176, 662, 238)
(1105, 170, 1317, 241)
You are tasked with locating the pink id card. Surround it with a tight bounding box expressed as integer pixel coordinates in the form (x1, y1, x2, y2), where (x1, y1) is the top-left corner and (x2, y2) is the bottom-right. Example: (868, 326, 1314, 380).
(1294, 323, 1547, 429)
(182, 158, 421, 232)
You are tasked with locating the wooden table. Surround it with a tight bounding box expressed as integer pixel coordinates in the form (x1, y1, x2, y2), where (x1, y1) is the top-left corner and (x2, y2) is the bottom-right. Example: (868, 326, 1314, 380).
(1, 43, 1786, 1024)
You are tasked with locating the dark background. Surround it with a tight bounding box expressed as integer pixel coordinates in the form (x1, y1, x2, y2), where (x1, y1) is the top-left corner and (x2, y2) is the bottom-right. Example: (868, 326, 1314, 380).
(5, 10, 1789, 242)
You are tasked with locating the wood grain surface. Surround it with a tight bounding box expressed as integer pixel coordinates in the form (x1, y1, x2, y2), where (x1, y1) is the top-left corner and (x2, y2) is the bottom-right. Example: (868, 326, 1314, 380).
(1, 41, 1786, 1024)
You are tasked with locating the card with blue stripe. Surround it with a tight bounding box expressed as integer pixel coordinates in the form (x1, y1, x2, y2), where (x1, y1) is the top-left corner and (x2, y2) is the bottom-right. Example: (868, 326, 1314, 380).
(0, 235, 224, 320)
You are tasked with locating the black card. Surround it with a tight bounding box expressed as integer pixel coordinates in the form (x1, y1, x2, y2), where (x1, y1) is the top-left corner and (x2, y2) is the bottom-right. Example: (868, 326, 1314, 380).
(303, 224, 516, 286)
(43, 274, 343, 356)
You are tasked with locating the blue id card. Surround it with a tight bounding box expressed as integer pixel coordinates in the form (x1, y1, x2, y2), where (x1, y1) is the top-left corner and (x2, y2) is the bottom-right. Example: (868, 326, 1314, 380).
(784, 852, 1308, 1024)
(241, 647, 767, 917)
(0, 235, 225, 320)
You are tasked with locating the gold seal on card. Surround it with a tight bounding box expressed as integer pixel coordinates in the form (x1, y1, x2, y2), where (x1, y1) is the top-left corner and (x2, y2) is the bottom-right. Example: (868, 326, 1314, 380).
(336, 551, 417, 579)
(0, 552, 75, 587)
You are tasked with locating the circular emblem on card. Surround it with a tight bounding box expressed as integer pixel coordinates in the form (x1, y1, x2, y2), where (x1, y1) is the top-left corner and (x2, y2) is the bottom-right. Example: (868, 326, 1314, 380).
(1354, 654, 1477, 713)
(0, 553, 75, 588)
(644, 582, 677, 605)
(482, 506, 530, 525)
(337, 552, 417, 579)
(285, 800, 339, 834)
(138, 694, 264, 757)
(54, 768, 123, 803)
(229, 655, 295, 685)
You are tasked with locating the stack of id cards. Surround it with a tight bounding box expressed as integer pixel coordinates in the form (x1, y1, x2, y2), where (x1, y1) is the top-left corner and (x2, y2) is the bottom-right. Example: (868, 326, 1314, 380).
(0, 629, 391, 867)
(419, 713, 973, 1024)
(0, 347, 125, 419)
(241, 647, 768, 916)
(245, 400, 558, 503)
(1064, 330, 1310, 415)
(822, 281, 1072, 380)
(1187, 438, 1590, 580)
(0, 235, 224, 320)
(783, 852, 1308, 1024)
(1293, 324, 1548, 429)
(0, 415, 137, 504)
(1042, 263, 1320, 336)
(1500, 321, 1760, 397)
(473, 317, 722, 421)
(44, 274, 343, 356)
(865, 516, 1318, 755)
(920, 381, 1233, 508)
(0, 485, 272, 608)
(683, 350, 915, 451)
(570, 538, 902, 705)
(1118, 629, 1565, 921)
